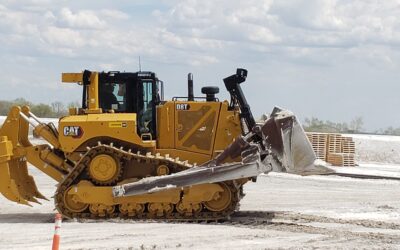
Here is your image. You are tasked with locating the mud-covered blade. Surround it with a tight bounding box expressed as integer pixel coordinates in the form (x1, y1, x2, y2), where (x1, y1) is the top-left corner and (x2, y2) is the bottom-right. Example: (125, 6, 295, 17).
(262, 107, 334, 175)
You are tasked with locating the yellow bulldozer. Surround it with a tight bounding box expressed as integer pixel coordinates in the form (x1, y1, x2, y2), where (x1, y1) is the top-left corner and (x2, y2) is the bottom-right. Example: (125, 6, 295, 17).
(0, 68, 330, 220)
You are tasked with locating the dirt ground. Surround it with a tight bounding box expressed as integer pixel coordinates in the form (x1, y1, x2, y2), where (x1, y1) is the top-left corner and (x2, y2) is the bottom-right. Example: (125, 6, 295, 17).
(0, 130, 399, 249)
(0, 167, 399, 250)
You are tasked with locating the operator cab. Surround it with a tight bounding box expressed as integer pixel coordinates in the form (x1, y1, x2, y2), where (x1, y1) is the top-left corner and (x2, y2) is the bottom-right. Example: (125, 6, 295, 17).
(82, 71, 164, 138)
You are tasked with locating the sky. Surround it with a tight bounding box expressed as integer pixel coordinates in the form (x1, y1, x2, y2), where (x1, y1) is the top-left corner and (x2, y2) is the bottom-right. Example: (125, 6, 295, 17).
(0, 0, 400, 131)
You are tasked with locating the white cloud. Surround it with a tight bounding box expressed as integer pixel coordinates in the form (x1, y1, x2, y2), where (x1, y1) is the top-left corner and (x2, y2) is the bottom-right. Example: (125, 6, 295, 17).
(2, 0, 399, 68)
(99, 9, 130, 20)
(189, 55, 219, 66)
(247, 25, 281, 43)
(156, 0, 280, 46)
(59, 8, 106, 29)
(41, 26, 85, 48)
(1, 0, 400, 129)
(0, 5, 38, 34)
(272, 0, 345, 30)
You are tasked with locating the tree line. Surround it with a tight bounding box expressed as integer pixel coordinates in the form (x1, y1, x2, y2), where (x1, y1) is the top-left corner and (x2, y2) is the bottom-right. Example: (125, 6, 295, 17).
(1, 98, 399, 136)
(303, 117, 364, 134)
(0, 98, 79, 118)
(303, 116, 400, 136)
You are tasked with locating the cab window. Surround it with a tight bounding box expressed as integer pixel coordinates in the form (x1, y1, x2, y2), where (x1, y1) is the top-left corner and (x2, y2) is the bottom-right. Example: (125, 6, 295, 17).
(138, 81, 154, 135)
(114, 84, 126, 111)
(99, 82, 127, 112)
(142, 81, 152, 111)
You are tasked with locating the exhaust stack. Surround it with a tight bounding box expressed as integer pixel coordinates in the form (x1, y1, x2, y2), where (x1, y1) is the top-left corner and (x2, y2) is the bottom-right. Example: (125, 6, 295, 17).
(188, 73, 194, 101)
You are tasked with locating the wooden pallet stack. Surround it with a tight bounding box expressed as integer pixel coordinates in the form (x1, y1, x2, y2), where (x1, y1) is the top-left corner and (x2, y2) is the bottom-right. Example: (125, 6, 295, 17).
(327, 153, 356, 167)
(342, 138, 356, 154)
(328, 134, 342, 153)
(306, 132, 356, 167)
(306, 133, 328, 161)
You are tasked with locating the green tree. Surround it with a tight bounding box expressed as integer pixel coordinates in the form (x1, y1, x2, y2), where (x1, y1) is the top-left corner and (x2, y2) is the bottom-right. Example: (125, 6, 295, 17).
(380, 126, 400, 136)
(30, 103, 54, 117)
(0, 100, 13, 115)
(13, 98, 32, 107)
(303, 117, 363, 134)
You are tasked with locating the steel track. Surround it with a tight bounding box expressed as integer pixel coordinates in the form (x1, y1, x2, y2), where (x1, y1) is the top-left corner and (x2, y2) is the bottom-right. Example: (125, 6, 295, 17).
(54, 143, 244, 221)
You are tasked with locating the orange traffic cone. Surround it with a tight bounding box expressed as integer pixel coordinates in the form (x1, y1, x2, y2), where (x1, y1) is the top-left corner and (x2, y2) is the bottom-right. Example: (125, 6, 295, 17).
(52, 213, 62, 250)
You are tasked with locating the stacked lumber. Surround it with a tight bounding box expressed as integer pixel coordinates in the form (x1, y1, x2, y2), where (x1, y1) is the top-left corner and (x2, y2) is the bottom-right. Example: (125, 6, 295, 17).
(342, 138, 356, 154)
(327, 153, 356, 167)
(306, 132, 356, 167)
(328, 134, 342, 153)
(306, 133, 328, 161)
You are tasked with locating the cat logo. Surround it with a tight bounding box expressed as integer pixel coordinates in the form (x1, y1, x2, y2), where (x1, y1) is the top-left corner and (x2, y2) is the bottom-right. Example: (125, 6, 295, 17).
(176, 103, 190, 111)
(63, 126, 83, 138)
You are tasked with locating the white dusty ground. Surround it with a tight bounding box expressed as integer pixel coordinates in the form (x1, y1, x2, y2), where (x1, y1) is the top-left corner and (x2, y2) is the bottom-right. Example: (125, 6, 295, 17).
(0, 117, 399, 249)
(0, 168, 399, 250)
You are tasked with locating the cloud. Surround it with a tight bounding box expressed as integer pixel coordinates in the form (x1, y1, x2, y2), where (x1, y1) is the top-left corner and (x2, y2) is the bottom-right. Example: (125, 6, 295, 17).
(58, 8, 106, 29)
(41, 26, 85, 47)
(271, 0, 345, 30)
(99, 9, 130, 20)
(1, 0, 400, 129)
(0, 5, 38, 34)
(1, 0, 399, 69)
(155, 0, 280, 45)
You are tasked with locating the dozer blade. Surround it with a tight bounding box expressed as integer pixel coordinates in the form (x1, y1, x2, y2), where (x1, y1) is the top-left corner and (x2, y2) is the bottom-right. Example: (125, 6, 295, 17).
(9, 159, 47, 203)
(262, 107, 334, 175)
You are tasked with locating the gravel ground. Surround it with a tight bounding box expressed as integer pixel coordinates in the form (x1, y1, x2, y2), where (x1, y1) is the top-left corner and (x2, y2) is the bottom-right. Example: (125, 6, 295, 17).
(0, 168, 399, 250)
(0, 119, 399, 249)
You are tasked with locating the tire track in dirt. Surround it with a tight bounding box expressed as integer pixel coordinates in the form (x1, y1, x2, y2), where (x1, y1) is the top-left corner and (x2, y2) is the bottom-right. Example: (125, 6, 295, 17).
(49, 210, 400, 246)
(221, 211, 400, 244)
(232, 211, 400, 230)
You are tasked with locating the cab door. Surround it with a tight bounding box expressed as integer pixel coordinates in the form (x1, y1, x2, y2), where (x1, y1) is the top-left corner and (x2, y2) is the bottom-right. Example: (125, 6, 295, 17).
(137, 80, 155, 138)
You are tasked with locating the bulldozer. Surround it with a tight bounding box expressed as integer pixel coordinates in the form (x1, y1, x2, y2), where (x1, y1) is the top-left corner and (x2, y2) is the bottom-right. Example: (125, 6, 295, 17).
(0, 68, 331, 220)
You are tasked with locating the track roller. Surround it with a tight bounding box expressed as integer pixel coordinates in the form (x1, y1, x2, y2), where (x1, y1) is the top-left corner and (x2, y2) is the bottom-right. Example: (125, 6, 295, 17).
(119, 203, 145, 217)
(89, 203, 115, 217)
(176, 202, 202, 215)
(148, 203, 174, 217)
